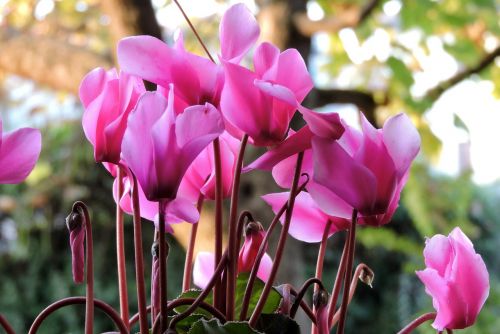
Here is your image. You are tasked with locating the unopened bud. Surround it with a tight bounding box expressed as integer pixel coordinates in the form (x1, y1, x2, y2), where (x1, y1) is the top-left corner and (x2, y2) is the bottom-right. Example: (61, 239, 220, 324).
(151, 241, 159, 258)
(359, 266, 375, 288)
(66, 210, 84, 231)
(244, 221, 264, 237)
(313, 288, 329, 309)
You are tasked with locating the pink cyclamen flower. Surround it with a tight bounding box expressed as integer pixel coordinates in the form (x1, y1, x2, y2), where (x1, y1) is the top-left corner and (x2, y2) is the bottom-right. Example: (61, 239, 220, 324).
(121, 87, 225, 201)
(178, 131, 239, 202)
(262, 191, 350, 243)
(0, 118, 41, 184)
(312, 113, 420, 225)
(416, 227, 489, 331)
(117, 3, 259, 108)
(80, 67, 145, 164)
(220, 42, 314, 146)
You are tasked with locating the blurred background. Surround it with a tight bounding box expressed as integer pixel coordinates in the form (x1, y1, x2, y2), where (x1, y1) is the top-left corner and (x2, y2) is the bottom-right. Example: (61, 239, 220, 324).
(0, 0, 499, 333)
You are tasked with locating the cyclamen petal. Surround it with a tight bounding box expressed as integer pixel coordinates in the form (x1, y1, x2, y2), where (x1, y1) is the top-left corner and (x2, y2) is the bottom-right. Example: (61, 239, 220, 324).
(416, 227, 489, 330)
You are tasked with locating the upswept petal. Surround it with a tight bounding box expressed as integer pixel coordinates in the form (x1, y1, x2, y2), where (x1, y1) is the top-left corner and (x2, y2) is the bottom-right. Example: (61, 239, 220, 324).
(79, 67, 117, 108)
(254, 80, 297, 107)
(416, 268, 452, 331)
(117, 36, 200, 104)
(382, 113, 421, 177)
(274, 48, 313, 102)
(307, 182, 353, 220)
(219, 3, 260, 63)
(0, 128, 41, 183)
(312, 137, 377, 214)
(193, 252, 215, 289)
(253, 42, 280, 78)
(298, 105, 345, 139)
(423, 235, 453, 277)
(271, 149, 313, 189)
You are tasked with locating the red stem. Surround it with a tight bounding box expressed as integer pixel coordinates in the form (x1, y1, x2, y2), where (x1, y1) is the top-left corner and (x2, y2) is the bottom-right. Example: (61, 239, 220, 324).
(289, 278, 325, 318)
(212, 138, 224, 310)
(28, 297, 128, 334)
(249, 152, 304, 326)
(289, 287, 317, 325)
(239, 173, 309, 321)
(335, 210, 358, 334)
(129, 305, 151, 328)
(312, 219, 332, 334)
(131, 174, 149, 334)
(328, 233, 349, 328)
(115, 168, 130, 329)
(397, 312, 437, 334)
(183, 195, 204, 291)
(0, 314, 15, 334)
(226, 134, 249, 320)
(158, 200, 169, 332)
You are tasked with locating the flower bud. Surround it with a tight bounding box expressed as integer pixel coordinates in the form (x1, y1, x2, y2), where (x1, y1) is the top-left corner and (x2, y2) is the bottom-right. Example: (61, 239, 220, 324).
(238, 221, 265, 273)
(313, 289, 329, 334)
(66, 208, 85, 284)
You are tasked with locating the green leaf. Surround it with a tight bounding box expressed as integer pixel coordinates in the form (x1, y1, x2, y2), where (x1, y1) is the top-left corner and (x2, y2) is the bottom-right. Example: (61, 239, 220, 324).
(188, 318, 263, 334)
(235, 273, 282, 319)
(169, 314, 207, 334)
(255, 314, 301, 334)
(387, 57, 414, 88)
(173, 289, 214, 317)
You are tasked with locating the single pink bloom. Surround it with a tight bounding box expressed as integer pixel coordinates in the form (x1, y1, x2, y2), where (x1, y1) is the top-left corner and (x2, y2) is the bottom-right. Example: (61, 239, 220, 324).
(80, 68, 145, 164)
(262, 191, 349, 243)
(0, 119, 41, 184)
(312, 113, 420, 224)
(220, 42, 314, 146)
(416, 227, 489, 331)
(117, 3, 259, 108)
(113, 174, 200, 230)
(178, 131, 239, 202)
(121, 87, 224, 201)
(193, 251, 273, 289)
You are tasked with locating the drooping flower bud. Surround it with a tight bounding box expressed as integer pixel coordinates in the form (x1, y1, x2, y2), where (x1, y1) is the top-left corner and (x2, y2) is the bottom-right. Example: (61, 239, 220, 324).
(238, 221, 266, 273)
(66, 209, 85, 284)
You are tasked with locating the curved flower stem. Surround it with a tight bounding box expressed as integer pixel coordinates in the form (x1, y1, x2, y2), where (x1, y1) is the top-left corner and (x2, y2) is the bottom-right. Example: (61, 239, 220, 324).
(249, 151, 304, 326)
(280, 284, 293, 316)
(335, 209, 358, 334)
(183, 195, 205, 291)
(72, 201, 94, 334)
(212, 138, 224, 310)
(158, 200, 169, 332)
(289, 287, 317, 325)
(289, 278, 325, 318)
(312, 220, 332, 334)
(169, 252, 229, 330)
(152, 298, 226, 334)
(239, 173, 310, 321)
(131, 174, 149, 334)
(330, 263, 374, 326)
(129, 305, 151, 328)
(28, 297, 128, 334)
(226, 134, 249, 320)
(0, 314, 15, 334)
(115, 168, 130, 329)
(328, 233, 349, 328)
(396, 312, 437, 334)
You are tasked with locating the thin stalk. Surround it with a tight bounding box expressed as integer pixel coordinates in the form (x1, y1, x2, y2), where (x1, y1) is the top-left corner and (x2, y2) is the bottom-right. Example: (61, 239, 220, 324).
(213, 138, 223, 310)
(328, 234, 349, 328)
(289, 287, 317, 325)
(396, 313, 437, 334)
(0, 314, 15, 334)
(335, 210, 358, 334)
(131, 174, 149, 334)
(115, 168, 130, 329)
(280, 284, 293, 316)
(330, 263, 374, 326)
(289, 278, 325, 318)
(226, 134, 249, 320)
(239, 174, 309, 321)
(312, 220, 332, 334)
(170, 252, 228, 330)
(183, 195, 204, 291)
(249, 152, 304, 326)
(28, 297, 128, 334)
(158, 200, 169, 332)
(129, 305, 151, 328)
(72, 202, 94, 334)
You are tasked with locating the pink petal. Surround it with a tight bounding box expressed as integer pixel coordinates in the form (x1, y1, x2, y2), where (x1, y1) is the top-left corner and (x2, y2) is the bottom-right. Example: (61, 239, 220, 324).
(79, 67, 117, 108)
(274, 48, 313, 103)
(219, 3, 259, 63)
(382, 113, 421, 177)
(298, 105, 344, 139)
(271, 149, 313, 189)
(262, 192, 334, 243)
(312, 138, 377, 214)
(117, 36, 200, 104)
(193, 252, 215, 289)
(0, 128, 41, 183)
(307, 181, 353, 220)
(244, 126, 313, 172)
(416, 268, 452, 331)
(423, 235, 453, 277)
(165, 197, 200, 225)
(254, 80, 297, 107)
(256, 253, 273, 282)
(253, 42, 280, 78)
